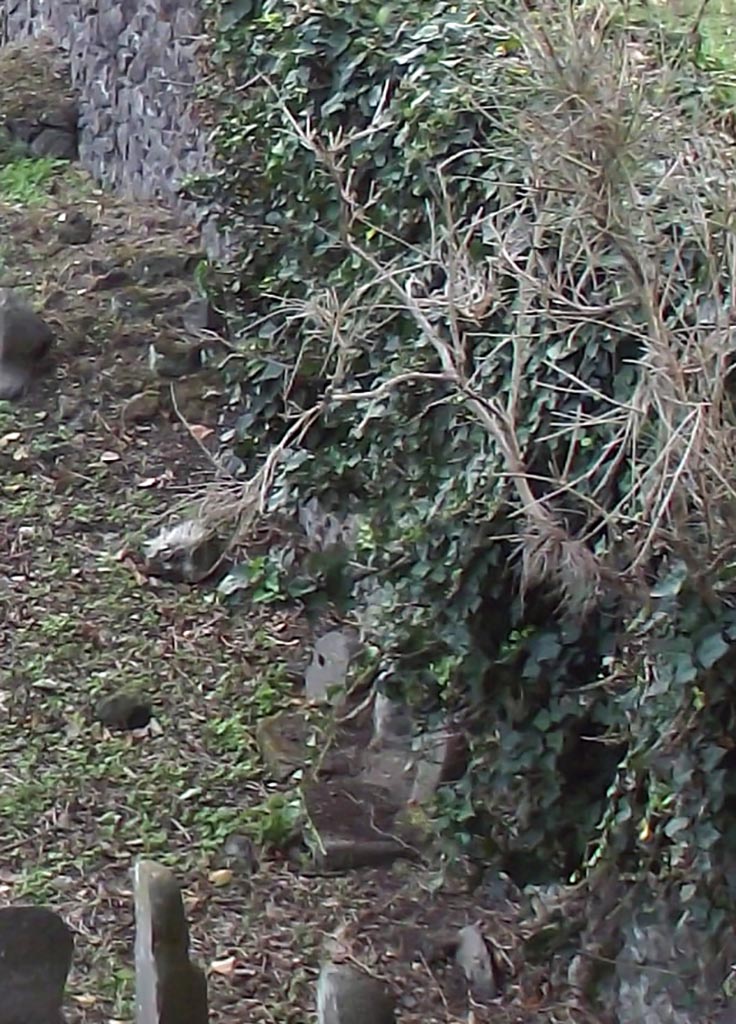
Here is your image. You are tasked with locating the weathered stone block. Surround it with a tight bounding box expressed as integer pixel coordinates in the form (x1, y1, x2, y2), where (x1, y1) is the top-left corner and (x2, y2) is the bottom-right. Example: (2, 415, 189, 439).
(0, 288, 54, 400)
(0, 905, 74, 1024)
(317, 963, 395, 1024)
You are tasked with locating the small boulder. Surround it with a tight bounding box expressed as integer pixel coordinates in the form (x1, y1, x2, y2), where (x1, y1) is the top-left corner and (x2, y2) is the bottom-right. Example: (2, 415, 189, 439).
(95, 692, 152, 731)
(30, 127, 77, 160)
(57, 211, 92, 245)
(317, 963, 395, 1024)
(214, 833, 259, 876)
(0, 288, 54, 400)
(256, 711, 313, 782)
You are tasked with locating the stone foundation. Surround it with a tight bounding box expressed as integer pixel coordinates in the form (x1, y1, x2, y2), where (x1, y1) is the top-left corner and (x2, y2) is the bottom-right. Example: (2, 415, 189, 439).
(2, 0, 211, 209)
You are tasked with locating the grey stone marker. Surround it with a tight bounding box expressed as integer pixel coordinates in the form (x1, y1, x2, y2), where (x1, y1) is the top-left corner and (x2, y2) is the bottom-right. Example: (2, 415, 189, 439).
(134, 859, 208, 1024)
(317, 962, 396, 1024)
(0, 905, 74, 1024)
(305, 630, 360, 703)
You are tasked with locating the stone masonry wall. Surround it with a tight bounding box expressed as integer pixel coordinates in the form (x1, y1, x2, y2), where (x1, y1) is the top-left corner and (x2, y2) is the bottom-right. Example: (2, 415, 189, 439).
(2, 0, 210, 208)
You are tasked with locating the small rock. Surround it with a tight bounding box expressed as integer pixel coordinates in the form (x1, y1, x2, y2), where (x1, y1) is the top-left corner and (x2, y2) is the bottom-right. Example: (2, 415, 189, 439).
(121, 391, 160, 426)
(57, 394, 84, 423)
(58, 211, 92, 245)
(143, 520, 226, 584)
(40, 102, 78, 131)
(180, 293, 228, 335)
(317, 963, 395, 1024)
(96, 692, 152, 731)
(30, 127, 77, 160)
(148, 338, 203, 378)
(215, 833, 259, 875)
(256, 711, 313, 782)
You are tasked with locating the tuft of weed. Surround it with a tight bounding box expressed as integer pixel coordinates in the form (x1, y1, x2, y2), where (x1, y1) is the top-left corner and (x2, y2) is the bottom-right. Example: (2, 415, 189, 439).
(0, 157, 68, 205)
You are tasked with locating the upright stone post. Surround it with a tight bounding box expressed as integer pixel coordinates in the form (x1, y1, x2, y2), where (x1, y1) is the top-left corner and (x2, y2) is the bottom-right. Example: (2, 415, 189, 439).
(134, 860, 208, 1024)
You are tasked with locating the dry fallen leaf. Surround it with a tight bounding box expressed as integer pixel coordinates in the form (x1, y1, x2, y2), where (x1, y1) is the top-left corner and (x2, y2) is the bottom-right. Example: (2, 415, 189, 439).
(190, 423, 214, 441)
(72, 994, 97, 1007)
(99, 450, 121, 463)
(210, 956, 237, 977)
(208, 868, 234, 888)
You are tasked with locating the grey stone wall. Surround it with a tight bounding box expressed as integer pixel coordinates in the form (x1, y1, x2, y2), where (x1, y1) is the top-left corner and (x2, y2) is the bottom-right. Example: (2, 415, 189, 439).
(3, 0, 210, 209)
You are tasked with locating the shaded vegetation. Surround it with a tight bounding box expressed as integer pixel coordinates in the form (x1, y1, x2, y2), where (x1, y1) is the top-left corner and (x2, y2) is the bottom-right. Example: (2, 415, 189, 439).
(189, 0, 736, 1010)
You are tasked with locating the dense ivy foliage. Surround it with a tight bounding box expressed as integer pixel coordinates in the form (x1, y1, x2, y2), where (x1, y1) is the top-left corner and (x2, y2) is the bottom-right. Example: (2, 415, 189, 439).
(191, 0, 736, 982)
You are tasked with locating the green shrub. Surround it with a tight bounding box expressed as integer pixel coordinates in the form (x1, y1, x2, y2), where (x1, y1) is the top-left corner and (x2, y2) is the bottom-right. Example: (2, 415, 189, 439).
(193, 0, 736, 960)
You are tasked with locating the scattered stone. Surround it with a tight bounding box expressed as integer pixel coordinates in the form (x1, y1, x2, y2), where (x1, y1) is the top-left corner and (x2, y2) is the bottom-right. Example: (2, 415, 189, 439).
(215, 833, 259, 876)
(303, 779, 421, 872)
(57, 210, 93, 245)
(409, 726, 469, 805)
(0, 905, 74, 1024)
(39, 101, 79, 132)
(0, 288, 54, 400)
(134, 859, 208, 1024)
(142, 520, 226, 584)
(96, 691, 152, 731)
(121, 391, 161, 426)
(30, 127, 77, 159)
(305, 629, 360, 703)
(5, 94, 78, 161)
(299, 497, 359, 552)
(256, 711, 314, 782)
(179, 293, 228, 336)
(371, 691, 412, 747)
(56, 393, 85, 424)
(129, 252, 202, 285)
(455, 924, 497, 1001)
(317, 963, 395, 1024)
(148, 337, 203, 378)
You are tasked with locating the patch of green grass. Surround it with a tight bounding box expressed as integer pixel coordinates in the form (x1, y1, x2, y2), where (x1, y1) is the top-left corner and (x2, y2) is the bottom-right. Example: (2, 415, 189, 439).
(0, 157, 68, 205)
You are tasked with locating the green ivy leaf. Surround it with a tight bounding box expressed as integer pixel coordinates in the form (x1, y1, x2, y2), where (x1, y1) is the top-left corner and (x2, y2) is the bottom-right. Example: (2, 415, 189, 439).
(696, 631, 729, 669)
